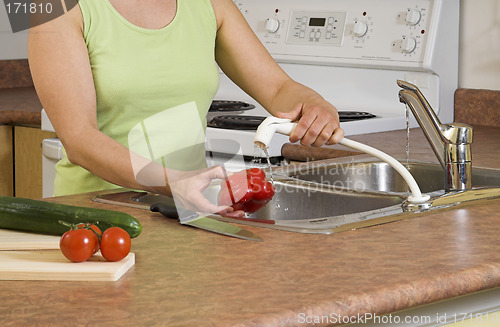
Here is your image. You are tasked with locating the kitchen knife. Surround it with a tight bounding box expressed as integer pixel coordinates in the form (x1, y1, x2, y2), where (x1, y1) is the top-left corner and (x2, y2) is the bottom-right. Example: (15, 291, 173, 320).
(150, 202, 263, 242)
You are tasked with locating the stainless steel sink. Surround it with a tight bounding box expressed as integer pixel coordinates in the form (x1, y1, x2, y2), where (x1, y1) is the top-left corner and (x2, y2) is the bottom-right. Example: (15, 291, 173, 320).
(214, 160, 500, 233)
(94, 160, 500, 234)
(244, 180, 404, 220)
(284, 161, 500, 195)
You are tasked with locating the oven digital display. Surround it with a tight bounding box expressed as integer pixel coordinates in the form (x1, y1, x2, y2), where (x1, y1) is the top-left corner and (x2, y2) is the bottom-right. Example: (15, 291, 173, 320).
(309, 18, 326, 27)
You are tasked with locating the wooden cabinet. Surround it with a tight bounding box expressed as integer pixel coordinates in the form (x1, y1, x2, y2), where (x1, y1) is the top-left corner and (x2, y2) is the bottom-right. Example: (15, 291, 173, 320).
(0, 125, 14, 196)
(14, 126, 56, 199)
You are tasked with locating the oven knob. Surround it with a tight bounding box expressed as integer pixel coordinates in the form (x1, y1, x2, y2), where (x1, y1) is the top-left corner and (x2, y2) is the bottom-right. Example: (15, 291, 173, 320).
(265, 18, 280, 33)
(401, 36, 417, 53)
(405, 9, 421, 25)
(353, 20, 368, 37)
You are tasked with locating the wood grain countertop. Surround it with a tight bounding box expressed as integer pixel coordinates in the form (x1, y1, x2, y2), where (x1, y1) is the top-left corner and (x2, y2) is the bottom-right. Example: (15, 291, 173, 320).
(1, 125, 500, 326)
(0, 87, 42, 127)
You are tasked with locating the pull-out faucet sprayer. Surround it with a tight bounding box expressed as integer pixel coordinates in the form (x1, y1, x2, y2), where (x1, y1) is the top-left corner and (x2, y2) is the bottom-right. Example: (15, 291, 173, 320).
(254, 117, 430, 204)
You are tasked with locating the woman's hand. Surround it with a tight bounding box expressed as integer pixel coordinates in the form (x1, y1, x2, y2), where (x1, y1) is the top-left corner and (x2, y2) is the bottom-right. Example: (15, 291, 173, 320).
(275, 99, 344, 147)
(269, 80, 344, 147)
(211, 1, 343, 147)
(167, 166, 245, 218)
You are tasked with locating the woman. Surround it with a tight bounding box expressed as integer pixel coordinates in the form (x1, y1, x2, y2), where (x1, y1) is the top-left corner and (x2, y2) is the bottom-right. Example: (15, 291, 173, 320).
(28, 0, 344, 215)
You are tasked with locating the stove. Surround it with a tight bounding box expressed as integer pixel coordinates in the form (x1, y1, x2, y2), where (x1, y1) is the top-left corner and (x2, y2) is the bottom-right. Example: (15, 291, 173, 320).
(208, 114, 266, 130)
(208, 109, 377, 131)
(205, 0, 459, 163)
(206, 100, 255, 122)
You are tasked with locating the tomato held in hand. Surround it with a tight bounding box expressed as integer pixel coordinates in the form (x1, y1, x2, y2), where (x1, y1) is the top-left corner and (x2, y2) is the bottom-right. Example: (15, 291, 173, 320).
(60, 229, 97, 263)
(218, 171, 253, 206)
(218, 168, 275, 213)
(247, 168, 266, 184)
(251, 178, 275, 201)
(100, 227, 131, 262)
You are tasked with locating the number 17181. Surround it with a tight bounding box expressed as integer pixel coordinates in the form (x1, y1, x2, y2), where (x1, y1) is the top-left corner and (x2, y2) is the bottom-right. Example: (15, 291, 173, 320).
(6, 2, 53, 14)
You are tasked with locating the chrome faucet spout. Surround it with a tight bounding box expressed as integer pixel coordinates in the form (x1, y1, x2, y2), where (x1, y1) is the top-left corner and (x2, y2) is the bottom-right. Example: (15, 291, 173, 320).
(397, 80, 473, 192)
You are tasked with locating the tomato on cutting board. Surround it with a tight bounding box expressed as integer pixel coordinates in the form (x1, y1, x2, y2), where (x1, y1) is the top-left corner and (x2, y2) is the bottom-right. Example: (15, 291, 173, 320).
(59, 228, 97, 263)
(100, 227, 131, 262)
(59, 222, 131, 263)
(77, 223, 101, 254)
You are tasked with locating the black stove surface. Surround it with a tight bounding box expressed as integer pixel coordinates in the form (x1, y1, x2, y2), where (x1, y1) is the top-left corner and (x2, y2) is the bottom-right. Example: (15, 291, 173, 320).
(207, 111, 376, 130)
(209, 100, 255, 112)
(339, 111, 376, 122)
(208, 115, 266, 130)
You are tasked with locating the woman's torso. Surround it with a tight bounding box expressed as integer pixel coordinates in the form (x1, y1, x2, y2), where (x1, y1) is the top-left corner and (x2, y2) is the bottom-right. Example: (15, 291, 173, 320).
(54, 0, 220, 196)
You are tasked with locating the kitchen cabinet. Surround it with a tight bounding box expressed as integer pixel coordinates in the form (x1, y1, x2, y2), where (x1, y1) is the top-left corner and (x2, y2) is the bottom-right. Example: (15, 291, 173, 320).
(13, 126, 56, 199)
(0, 125, 13, 196)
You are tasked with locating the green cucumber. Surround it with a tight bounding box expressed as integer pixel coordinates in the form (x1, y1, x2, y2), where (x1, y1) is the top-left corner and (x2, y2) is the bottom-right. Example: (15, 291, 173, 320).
(0, 196, 142, 238)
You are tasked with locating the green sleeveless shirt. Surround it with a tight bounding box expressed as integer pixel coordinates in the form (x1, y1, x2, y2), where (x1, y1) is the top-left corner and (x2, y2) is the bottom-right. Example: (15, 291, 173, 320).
(53, 0, 219, 196)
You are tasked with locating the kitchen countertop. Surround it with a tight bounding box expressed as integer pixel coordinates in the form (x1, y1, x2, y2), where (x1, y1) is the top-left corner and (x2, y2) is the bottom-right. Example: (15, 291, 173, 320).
(0, 87, 42, 127)
(2, 125, 500, 326)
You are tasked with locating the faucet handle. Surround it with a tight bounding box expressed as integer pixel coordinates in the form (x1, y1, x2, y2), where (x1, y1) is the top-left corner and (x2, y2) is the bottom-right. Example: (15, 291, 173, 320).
(397, 79, 420, 91)
(441, 123, 473, 145)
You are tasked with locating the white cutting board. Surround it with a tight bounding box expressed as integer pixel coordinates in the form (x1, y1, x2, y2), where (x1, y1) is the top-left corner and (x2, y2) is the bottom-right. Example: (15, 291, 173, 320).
(0, 250, 135, 281)
(0, 229, 60, 250)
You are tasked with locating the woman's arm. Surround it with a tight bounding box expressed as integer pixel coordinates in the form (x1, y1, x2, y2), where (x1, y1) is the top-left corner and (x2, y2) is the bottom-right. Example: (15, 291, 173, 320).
(28, 8, 230, 214)
(28, 8, 157, 192)
(211, 0, 344, 146)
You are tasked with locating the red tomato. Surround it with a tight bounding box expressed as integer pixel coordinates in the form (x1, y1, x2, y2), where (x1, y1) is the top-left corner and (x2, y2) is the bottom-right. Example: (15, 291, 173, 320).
(100, 227, 131, 262)
(59, 229, 96, 263)
(218, 172, 252, 206)
(252, 179, 275, 202)
(241, 199, 268, 213)
(77, 223, 101, 254)
(247, 168, 266, 184)
(218, 168, 275, 213)
(232, 202, 247, 212)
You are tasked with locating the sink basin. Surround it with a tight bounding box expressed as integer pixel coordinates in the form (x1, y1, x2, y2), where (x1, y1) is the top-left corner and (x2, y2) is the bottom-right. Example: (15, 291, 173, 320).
(284, 161, 500, 195)
(93, 160, 500, 234)
(215, 160, 500, 233)
(244, 180, 404, 221)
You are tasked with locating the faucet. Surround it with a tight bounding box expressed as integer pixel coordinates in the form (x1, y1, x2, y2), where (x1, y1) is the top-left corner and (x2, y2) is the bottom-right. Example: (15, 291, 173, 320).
(397, 80, 473, 192)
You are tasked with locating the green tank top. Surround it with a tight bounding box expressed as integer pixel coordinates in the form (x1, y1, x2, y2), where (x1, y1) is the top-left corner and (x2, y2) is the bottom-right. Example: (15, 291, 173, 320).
(53, 0, 220, 196)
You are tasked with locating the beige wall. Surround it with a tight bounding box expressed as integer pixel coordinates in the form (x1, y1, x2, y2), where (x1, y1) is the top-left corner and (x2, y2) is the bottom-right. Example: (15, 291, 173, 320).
(459, 0, 500, 90)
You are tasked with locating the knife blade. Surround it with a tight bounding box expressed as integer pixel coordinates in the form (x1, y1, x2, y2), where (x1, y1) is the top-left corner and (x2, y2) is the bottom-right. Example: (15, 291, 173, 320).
(150, 202, 263, 242)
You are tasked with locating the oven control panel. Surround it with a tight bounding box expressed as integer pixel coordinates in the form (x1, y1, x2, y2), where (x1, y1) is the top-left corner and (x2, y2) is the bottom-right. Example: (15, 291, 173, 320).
(233, 0, 453, 71)
(286, 11, 347, 46)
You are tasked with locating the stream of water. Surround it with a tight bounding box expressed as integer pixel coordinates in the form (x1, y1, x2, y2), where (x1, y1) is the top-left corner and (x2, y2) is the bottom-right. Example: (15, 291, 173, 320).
(254, 145, 280, 210)
(405, 104, 411, 169)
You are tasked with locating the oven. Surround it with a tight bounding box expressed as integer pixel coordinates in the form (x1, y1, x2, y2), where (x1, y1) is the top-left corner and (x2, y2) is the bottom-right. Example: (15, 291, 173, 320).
(41, 0, 459, 197)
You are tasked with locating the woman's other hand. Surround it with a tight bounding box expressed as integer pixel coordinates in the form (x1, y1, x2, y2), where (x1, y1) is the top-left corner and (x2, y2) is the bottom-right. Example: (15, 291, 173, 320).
(167, 166, 245, 218)
(275, 95, 344, 147)
(271, 81, 344, 147)
(211, 0, 343, 147)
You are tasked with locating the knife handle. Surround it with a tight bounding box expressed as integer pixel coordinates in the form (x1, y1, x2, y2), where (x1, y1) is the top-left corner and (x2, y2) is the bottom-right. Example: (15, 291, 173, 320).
(150, 202, 199, 222)
(150, 202, 180, 220)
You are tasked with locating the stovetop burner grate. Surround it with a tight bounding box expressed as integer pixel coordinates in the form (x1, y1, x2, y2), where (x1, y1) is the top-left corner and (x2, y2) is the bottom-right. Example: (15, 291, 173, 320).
(209, 100, 255, 112)
(207, 111, 376, 130)
(338, 111, 376, 122)
(208, 115, 266, 130)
